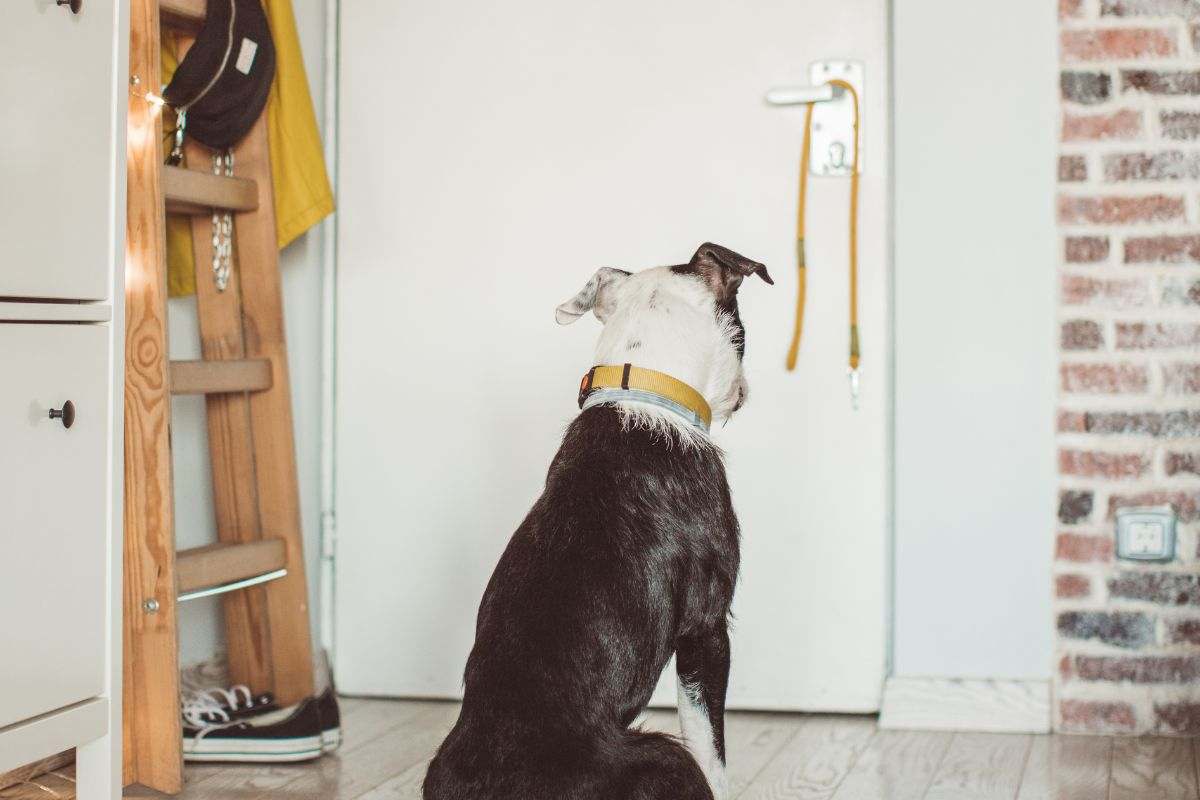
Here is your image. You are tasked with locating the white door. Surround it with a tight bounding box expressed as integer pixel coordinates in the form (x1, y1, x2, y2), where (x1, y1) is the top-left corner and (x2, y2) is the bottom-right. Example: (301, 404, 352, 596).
(0, 324, 109, 729)
(336, 0, 889, 711)
(0, 0, 117, 300)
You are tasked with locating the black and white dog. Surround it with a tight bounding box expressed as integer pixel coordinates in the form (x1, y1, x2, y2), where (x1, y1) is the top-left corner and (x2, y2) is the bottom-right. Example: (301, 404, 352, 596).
(423, 243, 772, 800)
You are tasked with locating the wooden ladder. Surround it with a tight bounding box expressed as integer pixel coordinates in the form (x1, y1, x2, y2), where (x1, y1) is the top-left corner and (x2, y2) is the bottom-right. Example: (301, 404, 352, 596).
(124, 0, 315, 793)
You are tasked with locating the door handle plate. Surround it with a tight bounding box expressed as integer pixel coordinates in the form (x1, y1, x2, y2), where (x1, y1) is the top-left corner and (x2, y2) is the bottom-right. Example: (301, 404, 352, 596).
(809, 60, 864, 177)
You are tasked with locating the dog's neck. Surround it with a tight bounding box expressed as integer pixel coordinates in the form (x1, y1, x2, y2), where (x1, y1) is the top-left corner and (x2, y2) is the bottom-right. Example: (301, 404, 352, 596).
(578, 364, 712, 433)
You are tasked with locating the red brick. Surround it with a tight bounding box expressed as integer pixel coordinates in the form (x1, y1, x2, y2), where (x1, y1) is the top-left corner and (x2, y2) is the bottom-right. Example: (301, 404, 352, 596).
(1060, 699, 1137, 733)
(1124, 234, 1200, 263)
(1064, 109, 1143, 141)
(1060, 362, 1149, 393)
(1057, 574, 1092, 598)
(1057, 194, 1186, 225)
(1060, 490, 1095, 524)
(1123, 69, 1200, 94)
(1101, 0, 1200, 17)
(1061, 0, 1084, 17)
(1065, 236, 1111, 263)
(1074, 654, 1200, 682)
(1161, 110, 1200, 140)
(1083, 410, 1200, 437)
(1109, 491, 1199, 521)
(1062, 28, 1178, 61)
(1060, 448, 1151, 479)
(1163, 362, 1200, 394)
(1105, 150, 1200, 181)
(1164, 617, 1200, 644)
(1156, 703, 1200, 735)
(1166, 451, 1200, 475)
(1059, 155, 1088, 182)
(1061, 274, 1149, 307)
(1062, 319, 1105, 350)
(1060, 654, 1075, 681)
(1059, 410, 1089, 432)
(1116, 322, 1200, 349)
(1057, 532, 1115, 563)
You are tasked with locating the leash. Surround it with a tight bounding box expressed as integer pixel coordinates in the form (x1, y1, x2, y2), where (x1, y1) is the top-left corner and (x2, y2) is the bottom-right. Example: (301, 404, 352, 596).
(784, 78, 861, 408)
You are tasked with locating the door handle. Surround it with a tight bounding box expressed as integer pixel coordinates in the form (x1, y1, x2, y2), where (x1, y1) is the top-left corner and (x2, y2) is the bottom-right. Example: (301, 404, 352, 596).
(49, 400, 75, 429)
(763, 84, 844, 106)
(56, 0, 82, 14)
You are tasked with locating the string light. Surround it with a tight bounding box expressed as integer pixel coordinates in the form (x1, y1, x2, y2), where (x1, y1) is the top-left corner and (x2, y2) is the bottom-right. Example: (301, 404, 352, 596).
(129, 74, 166, 112)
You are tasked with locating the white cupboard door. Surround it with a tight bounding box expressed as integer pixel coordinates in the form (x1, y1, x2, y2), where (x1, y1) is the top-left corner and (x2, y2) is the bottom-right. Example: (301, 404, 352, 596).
(0, 324, 109, 729)
(0, 0, 117, 300)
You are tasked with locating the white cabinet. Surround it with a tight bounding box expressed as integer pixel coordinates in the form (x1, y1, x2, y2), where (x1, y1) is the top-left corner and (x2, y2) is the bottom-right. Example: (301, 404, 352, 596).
(0, 324, 109, 730)
(0, 0, 118, 300)
(0, 0, 125, 798)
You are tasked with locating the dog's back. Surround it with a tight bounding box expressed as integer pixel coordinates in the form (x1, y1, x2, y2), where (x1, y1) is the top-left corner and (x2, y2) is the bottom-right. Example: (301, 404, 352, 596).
(423, 405, 738, 800)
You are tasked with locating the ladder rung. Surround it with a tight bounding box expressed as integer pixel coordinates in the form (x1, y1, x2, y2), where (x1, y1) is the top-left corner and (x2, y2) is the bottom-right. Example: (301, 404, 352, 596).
(159, 0, 204, 28)
(170, 359, 273, 395)
(176, 540, 287, 596)
(164, 165, 258, 215)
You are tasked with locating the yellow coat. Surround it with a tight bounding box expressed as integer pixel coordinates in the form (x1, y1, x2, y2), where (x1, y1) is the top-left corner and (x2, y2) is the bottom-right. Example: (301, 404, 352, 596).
(163, 0, 333, 297)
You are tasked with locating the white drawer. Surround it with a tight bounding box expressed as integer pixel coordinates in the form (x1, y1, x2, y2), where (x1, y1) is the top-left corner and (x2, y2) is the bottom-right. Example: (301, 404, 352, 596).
(0, 324, 109, 729)
(0, 0, 117, 301)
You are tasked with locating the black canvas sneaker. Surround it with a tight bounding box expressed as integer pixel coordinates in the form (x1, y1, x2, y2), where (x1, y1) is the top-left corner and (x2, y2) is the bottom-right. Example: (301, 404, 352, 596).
(182, 684, 276, 724)
(316, 686, 342, 752)
(182, 696, 324, 762)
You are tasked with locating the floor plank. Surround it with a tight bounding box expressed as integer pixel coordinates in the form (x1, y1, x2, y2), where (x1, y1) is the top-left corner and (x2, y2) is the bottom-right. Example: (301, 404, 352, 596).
(738, 715, 876, 800)
(829, 729, 952, 800)
(1016, 735, 1111, 800)
(924, 732, 1032, 800)
(1110, 737, 1197, 800)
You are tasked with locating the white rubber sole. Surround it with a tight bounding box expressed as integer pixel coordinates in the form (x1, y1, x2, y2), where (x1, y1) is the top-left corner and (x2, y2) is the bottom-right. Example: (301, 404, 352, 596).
(322, 727, 342, 753)
(183, 734, 323, 763)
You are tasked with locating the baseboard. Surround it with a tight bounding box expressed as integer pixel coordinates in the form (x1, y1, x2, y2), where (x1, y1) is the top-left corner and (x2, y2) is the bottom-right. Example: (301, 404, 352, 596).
(879, 677, 1051, 734)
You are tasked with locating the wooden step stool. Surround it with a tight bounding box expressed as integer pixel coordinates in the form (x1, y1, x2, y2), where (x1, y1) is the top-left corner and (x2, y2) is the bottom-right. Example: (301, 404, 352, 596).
(123, 0, 315, 793)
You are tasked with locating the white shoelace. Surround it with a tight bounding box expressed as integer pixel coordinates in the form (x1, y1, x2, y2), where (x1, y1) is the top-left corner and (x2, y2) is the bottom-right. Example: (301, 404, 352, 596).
(180, 684, 255, 740)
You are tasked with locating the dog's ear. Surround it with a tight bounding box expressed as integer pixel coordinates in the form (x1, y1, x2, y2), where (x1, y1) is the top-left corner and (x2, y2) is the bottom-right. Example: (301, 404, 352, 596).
(556, 267, 631, 325)
(688, 242, 773, 304)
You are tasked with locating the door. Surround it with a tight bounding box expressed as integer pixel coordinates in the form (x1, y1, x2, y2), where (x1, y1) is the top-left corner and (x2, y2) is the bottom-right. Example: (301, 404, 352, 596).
(0, 324, 109, 728)
(336, 0, 889, 711)
(0, 0, 117, 300)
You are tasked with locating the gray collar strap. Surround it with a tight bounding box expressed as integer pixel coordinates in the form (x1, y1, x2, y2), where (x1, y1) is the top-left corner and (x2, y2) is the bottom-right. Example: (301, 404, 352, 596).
(581, 388, 711, 433)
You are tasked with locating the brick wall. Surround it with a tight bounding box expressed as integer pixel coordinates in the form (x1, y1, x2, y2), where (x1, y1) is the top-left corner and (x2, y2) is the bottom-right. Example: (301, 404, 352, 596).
(1056, 0, 1200, 734)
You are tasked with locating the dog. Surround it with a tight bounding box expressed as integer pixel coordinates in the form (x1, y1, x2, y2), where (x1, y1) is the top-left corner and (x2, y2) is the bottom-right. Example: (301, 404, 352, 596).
(423, 243, 772, 800)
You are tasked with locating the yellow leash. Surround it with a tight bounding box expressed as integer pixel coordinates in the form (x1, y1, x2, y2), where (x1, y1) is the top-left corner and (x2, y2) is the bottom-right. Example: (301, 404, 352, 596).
(784, 79, 862, 404)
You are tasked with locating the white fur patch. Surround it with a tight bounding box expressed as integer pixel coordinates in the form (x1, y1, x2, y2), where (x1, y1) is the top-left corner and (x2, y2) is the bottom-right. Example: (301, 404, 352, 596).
(584, 266, 747, 441)
(677, 679, 728, 800)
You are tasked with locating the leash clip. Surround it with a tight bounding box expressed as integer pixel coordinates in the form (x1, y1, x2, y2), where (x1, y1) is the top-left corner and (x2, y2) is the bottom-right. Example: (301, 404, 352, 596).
(847, 367, 861, 411)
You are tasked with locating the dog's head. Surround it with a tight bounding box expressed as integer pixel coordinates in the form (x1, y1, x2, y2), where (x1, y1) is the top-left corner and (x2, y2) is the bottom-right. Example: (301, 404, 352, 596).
(556, 243, 772, 426)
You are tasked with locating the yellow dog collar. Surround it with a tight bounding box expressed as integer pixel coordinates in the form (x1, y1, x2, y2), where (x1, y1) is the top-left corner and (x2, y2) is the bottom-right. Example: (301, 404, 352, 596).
(577, 364, 713, 430)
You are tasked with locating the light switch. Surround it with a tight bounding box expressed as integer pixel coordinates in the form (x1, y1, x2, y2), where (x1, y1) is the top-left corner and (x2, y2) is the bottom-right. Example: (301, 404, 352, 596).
(1115, 506, 1176, 562)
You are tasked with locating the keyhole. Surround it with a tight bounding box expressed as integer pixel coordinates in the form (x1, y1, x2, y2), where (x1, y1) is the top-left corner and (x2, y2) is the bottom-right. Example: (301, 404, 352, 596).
(829, 141, 847, 170)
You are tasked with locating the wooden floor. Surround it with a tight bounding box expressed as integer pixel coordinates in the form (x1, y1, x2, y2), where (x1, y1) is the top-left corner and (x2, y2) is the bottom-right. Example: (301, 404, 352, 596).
(154, 698, 1200, 799)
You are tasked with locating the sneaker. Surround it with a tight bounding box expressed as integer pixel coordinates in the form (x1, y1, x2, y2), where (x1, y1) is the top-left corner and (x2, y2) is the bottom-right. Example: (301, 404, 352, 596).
(182, 684, 276, 724)
(182, 697, 324, 762)
(316, 686, 342, 752)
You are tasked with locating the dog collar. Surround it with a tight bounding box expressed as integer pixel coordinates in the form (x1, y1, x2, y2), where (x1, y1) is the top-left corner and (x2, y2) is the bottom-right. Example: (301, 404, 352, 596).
(577, 364, 712, 432)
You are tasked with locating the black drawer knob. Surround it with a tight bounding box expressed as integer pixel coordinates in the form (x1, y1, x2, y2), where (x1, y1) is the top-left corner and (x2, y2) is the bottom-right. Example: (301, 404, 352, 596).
(49, 400, 75, 429)
(57, 0, 82, 13)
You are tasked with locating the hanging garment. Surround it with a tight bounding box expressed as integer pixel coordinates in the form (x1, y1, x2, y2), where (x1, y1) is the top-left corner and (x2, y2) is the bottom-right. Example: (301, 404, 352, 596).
(163, 0, 334, 297)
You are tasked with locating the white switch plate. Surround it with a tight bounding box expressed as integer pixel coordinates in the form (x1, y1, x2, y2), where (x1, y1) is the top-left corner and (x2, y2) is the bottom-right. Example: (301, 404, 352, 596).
(1115, 506, 1176, 562)
(809, 60, 864, 177)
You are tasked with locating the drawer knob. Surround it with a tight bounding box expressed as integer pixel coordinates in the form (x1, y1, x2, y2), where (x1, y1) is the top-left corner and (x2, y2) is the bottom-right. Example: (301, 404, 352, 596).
(56, 0, 82, 13)
(49, 400, 75, 429)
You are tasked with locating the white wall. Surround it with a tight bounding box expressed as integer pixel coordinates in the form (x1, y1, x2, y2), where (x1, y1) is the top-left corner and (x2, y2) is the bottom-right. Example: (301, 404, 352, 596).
(892, 1, 1057, 680)
(171, 0, 329, 666)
